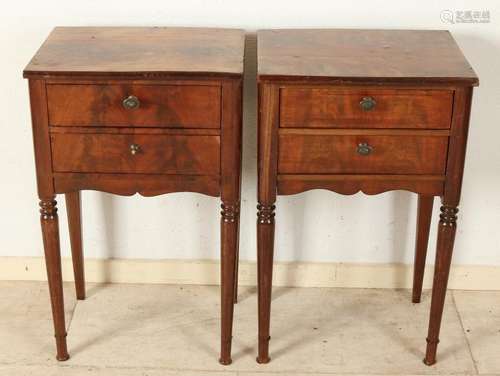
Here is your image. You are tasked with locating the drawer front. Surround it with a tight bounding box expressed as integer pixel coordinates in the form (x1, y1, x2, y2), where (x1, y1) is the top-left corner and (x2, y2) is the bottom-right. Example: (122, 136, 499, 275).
(280, 88, 453, 129)
(51, 133, 220, 175)
(278, 134, 448, 174)
(47, 84, 221, 128)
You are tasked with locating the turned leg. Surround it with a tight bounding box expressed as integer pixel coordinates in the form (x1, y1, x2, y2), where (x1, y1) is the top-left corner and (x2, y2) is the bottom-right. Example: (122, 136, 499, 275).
(65, 191, 85, 300)
(424, 205, 458, 366)
(40, 198, 69, 361)
(257, 203, 275, 364)
(219, 201, 239, 365)
(412, 195, 434, 303)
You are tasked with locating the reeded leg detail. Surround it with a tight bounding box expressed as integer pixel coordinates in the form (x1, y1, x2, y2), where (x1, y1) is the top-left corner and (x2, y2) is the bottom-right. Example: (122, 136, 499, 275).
(219, 201, 240, 365)
(424, 205, 458, 366)
(412, 195, 434, 303)
(40, 198, 69, 361)
(257, 203, 275, 364)
(65, 191, 85, 300)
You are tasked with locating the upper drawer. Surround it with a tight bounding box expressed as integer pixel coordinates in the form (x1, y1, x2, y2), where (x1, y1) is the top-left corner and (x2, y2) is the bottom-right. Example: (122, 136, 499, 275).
(47, 84, 221, 128)
(51, 133, 220, 175)
(280, 88, 453, 129)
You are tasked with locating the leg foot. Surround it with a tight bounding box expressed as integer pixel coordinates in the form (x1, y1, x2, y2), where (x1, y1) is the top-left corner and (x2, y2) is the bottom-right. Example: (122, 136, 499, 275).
(256, 356, 271, 364)
(219, 356, 232, 366)
(257, 335, 271, 363)
(55, 335, 70, 361)
(423, 338, 439, 366)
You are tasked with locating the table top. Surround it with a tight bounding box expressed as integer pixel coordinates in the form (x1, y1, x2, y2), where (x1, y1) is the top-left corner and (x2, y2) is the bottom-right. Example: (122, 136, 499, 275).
(24, 27, 245, 79)
(257, 29, 478, 85)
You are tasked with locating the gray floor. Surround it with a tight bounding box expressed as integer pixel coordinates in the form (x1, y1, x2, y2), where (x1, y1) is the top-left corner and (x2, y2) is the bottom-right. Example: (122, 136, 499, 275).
(0, 281, 499, 375)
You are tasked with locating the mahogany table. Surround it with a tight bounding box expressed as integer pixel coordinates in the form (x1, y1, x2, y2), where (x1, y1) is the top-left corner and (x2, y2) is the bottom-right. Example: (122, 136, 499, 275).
(24, 27, 244, 365)
(256, 29, 478, 365)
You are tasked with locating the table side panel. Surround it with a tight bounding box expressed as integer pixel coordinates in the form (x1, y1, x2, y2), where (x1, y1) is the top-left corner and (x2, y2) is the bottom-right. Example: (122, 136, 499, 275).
(277, 175, 445, 196)
(53, 173, 221, 197)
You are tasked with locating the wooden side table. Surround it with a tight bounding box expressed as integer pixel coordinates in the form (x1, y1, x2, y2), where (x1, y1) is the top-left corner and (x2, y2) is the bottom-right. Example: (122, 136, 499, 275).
(24, 27, 245, 365)
(256, 29, 478, 365)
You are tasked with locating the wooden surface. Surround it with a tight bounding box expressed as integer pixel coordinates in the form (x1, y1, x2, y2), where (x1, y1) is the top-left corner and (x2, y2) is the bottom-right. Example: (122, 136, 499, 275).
(54, 173, 221, 197)
(278, 133, 448, 174)
(258, 29, 478, 85)
(24, 27, 245, 78)
(256, 28, 477, 366)
(280, 88, 453, 129)
(47, 84, 221, 128)
(277, 175, 445, 197)
(51, 133, 221, 175)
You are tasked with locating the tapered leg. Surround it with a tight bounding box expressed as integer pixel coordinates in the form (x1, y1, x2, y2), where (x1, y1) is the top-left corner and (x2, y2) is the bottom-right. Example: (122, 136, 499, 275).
(257, 203, 275, 364)
(65, 191, 85, 300)
(233, 212, 241, 304)
(40, 198, 69, 361)
(219, 202, 239, 365)
(424, 205, 458, 366)
(412, 195, 434, 303)
(256, 83, 279, 363)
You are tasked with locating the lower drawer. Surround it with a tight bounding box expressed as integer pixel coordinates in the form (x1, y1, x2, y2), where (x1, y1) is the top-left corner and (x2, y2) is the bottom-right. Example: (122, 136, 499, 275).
(278, 133, 448, 174)
(51, 133, 220, 175)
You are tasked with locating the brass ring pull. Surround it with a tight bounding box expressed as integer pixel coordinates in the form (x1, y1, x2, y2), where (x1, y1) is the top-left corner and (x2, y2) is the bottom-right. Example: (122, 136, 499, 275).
(129, 144, 141, 155)
(357, 142, 373, 156)
(359, 96, 376, 111)
(123, 95, 140, 110)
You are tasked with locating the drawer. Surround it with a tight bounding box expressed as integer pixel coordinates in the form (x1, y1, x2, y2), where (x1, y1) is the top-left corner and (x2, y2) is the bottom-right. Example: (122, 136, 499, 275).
(280, 88, 453, 129)
(51, 133, 220, 175)
(278, 133, 448, 174)
(47, 84, 221, 128)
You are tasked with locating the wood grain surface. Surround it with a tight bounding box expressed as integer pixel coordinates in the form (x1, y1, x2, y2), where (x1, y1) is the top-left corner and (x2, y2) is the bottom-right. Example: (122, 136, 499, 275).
(47, 84, 221, 128)
(258, 29, 478, 85)
(278, 133, 448, 174)
(51, 133, 221, 175)
(280, 88, 453, 129)
(24, 27, 245, 78)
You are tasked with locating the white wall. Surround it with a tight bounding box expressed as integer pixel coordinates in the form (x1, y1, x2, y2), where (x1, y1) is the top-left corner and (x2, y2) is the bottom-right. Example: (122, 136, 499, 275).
(1, 1, 499, 267)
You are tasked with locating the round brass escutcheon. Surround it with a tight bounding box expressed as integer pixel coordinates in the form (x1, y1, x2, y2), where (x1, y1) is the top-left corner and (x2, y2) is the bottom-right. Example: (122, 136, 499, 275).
(357, 142, 373, 156)
(359, 96, 376, 111)
(129, 144, 141, 155)
(122, 95, 140, 110)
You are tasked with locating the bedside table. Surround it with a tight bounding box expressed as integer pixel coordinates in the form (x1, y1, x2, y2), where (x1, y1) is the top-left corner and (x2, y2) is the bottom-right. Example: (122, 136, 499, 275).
(256, 29, 478, 365)
(24, 27, 244, 365)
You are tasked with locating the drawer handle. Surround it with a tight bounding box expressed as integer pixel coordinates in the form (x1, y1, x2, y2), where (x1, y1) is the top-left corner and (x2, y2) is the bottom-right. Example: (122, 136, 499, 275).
(359, 96, 376, 111)
(123, 95, 140, 110)
(357, 142, 373, 156)
(129, 144, 141, 155)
